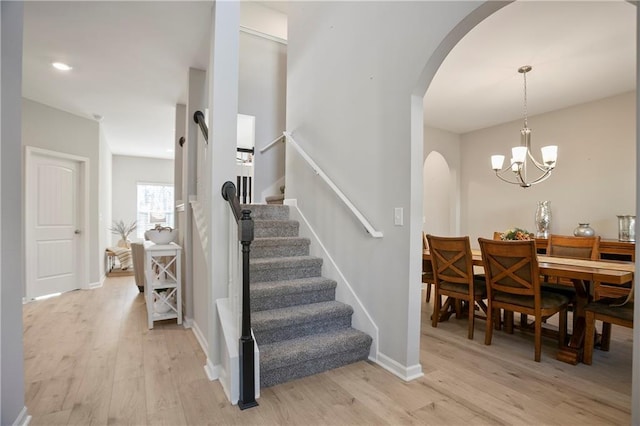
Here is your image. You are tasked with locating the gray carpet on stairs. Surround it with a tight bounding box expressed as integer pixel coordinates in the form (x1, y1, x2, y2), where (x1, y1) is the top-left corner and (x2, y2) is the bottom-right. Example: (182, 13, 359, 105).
(251, 276, 337, 312)
(244, 204, 372, 388)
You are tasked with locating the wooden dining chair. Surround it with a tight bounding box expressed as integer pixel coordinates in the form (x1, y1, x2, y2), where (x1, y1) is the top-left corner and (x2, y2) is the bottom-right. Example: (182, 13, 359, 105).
(422, 233, 435, 303)
(546, 234, 600, 261)
(478, 238, 569, 362)
(427, 234, 488, 340)
(544, 234, 600, 322)
(584, 297, 633, 365)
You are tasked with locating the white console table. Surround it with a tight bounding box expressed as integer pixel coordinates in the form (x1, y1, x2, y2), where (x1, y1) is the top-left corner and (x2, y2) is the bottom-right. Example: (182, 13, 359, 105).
(143, 241, 182, 329)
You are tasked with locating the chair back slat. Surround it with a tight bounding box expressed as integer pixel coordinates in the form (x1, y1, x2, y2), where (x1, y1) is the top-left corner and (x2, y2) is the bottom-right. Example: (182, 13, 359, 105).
(547, 234, 600, 260)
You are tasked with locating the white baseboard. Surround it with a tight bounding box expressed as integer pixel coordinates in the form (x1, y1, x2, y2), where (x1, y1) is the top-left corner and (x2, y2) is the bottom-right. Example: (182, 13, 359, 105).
(183, 316, 194, 329)
(204, 358, 219, 381)
(190, 320, 209, 357)
(87, 279, 103, 290)
(12, 406, 31, 426)
(375, 352, 424, 382)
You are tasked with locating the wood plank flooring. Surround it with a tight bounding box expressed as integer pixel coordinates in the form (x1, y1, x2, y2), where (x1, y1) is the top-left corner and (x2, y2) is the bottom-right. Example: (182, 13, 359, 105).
(24, 277, 632, 425)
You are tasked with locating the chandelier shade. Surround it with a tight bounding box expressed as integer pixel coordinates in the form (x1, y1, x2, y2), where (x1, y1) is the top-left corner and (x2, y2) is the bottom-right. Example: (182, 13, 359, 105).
(490, 65, 558, 188)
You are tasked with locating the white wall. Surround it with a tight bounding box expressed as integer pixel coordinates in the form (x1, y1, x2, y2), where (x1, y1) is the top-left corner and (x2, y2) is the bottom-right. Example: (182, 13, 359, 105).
(22, 98, 102, 286)
(1, 2, 27, 424)
(460, 91, 635, 246)
(286, 1, 489, 374)
(98, 126, 112, 279)
(238, 31, 286, 203)
(111, 155, 174, 245)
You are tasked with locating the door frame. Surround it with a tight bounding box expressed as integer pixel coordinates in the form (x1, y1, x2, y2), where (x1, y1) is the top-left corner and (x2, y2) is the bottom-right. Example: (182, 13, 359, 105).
(24, 146, 90, 300)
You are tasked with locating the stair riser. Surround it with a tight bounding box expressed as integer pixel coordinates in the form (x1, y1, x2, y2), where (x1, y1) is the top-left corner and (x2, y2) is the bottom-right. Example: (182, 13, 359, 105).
(242, 205, 289, 221)
(261, 347, 370, 388)
(251, 265, 321, 283)
(254, 316, 352, 345)
(252, 288, 336, 312)
(251, 243, 309, 259)
(254, 223, 299, 238)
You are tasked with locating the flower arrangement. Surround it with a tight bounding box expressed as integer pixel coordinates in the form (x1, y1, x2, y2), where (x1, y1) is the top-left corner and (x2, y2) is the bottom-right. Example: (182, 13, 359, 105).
(501, 227, 534, 241)
(109, 219, 137, 242)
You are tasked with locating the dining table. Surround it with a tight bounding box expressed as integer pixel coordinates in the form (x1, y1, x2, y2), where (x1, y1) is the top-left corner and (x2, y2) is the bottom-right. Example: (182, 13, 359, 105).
(423, 248, 634, 365)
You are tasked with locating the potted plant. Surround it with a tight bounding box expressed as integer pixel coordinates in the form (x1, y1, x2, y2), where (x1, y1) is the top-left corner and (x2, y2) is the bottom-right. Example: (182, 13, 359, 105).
(109, 220, 137, 248)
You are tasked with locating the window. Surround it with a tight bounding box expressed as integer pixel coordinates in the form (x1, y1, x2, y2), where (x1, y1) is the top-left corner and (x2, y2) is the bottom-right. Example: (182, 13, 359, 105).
(137, 183, 174, 239)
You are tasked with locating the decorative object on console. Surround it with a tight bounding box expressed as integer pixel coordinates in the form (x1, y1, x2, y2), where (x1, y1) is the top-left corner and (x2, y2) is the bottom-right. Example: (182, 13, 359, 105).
(490, 65, 558, 188)
(109, 219, 137, 248)
(573, 223, 595, 237)
(153, 290, 176, 314)
(501, 227, 534, 241)
(617, 215, 636, 242)
(144, 224, 177, 245)
(534, 200, 551, 238)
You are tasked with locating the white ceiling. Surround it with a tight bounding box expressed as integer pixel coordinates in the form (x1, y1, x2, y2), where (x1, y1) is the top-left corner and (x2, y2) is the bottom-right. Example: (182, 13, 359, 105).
(424, 1, 636, 134)
(22, 1, 212, 160)
(21, 1, 636, 160)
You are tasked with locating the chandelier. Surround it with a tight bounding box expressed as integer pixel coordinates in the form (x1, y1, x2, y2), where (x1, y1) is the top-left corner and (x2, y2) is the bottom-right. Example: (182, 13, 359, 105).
(490, 65, 558, 188)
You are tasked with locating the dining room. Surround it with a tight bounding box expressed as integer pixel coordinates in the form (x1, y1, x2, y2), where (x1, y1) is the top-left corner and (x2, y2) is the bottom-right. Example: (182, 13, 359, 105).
(420, 1, 636, 421)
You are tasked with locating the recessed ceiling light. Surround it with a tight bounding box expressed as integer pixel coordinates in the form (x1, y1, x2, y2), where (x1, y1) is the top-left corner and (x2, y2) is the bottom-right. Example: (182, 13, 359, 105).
(52, 62, 72, 71)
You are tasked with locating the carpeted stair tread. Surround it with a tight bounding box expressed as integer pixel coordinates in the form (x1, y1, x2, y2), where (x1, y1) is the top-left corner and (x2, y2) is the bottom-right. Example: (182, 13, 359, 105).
(241, 204, 289, 221)
(253, 220, 299, 238)
(251, 255, 321, 268)
(250, 256, 323, 283)
(253, 300, 353, 332)
(252, 301, 353, 344)
(251, 277, 337, 311)
(259, 328, 372, 387)
(252, 237, 310, 258)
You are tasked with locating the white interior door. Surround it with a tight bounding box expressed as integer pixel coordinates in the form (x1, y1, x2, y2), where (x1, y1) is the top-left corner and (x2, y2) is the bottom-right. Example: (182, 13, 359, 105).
(27, 151, 82, 299)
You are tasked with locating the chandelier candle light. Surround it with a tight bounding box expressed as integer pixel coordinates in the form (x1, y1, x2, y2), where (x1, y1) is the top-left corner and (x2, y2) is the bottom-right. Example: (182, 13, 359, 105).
(490, 65, 558, 188)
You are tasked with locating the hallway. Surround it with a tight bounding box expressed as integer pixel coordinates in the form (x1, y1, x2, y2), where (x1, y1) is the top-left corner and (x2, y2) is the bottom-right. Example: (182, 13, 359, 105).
(23, 277, 631, 425)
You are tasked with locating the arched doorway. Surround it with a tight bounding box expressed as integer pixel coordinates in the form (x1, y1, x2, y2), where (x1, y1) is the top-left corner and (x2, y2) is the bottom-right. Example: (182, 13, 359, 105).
(423, 151, 452, 236)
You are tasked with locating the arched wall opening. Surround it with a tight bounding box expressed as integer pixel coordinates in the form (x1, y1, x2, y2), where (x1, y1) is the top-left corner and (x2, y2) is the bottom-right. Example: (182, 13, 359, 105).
(423, 151, 452, 236)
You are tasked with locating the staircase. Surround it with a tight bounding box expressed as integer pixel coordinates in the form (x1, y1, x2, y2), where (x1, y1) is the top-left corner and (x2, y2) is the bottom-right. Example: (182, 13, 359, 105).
(244, 204, 372, 387)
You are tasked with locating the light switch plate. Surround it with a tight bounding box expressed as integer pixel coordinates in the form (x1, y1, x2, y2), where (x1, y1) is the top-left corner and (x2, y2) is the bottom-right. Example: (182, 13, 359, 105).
(394, 207, 403, 226)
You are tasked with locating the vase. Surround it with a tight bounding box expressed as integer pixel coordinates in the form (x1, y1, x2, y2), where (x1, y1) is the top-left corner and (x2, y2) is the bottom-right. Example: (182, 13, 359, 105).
(573, 223, 595, 237)
(617, 215, 636, 242)
(117, 238, 131, 248)
(534, 201, 551, 238)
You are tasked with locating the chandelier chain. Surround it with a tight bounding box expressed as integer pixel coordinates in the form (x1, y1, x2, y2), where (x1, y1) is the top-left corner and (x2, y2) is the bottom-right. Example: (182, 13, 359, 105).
(522, 69, 528, 128)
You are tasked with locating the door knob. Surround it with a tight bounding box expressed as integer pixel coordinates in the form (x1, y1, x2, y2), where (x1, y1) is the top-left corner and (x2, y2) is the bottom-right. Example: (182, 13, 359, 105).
(74, 229, 81, 234)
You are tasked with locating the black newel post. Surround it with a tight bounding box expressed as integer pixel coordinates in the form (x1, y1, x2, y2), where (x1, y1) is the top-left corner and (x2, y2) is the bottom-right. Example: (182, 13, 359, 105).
(221, 182, 258, 409)
(237, 209, 258, 409)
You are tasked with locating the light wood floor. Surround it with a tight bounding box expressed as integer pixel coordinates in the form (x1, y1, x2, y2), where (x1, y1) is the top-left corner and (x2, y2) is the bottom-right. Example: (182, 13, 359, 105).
(24, 277, 632, 425)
